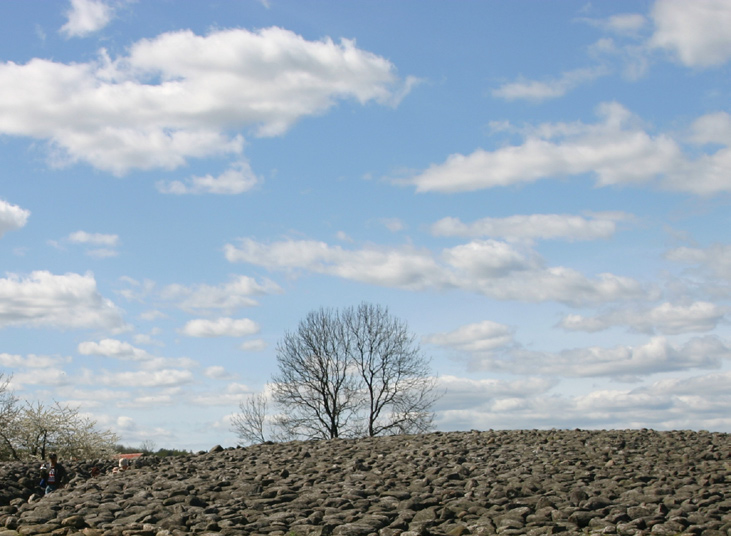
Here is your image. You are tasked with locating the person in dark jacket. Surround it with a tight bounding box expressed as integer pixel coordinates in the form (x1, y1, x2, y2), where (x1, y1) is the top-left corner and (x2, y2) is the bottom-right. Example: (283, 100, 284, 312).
(43, 453, 67, 494)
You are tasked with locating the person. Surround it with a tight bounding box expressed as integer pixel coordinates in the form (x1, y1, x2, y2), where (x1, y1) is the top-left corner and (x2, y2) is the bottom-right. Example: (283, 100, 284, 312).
(43, 453, 67, 495)
(39, 463, 48, 492)
(114, 456, 130, 473)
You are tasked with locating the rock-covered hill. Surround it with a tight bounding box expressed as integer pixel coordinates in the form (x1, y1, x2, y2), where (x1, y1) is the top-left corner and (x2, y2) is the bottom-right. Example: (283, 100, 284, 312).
(0, 429, 729, 536)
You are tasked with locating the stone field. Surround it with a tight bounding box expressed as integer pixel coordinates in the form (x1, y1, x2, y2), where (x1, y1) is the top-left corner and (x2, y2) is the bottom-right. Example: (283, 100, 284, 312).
(1, 429, 729, 536)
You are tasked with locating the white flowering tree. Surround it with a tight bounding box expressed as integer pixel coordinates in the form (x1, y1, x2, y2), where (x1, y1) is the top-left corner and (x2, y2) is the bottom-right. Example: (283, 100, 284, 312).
(0, 375, 118, 461)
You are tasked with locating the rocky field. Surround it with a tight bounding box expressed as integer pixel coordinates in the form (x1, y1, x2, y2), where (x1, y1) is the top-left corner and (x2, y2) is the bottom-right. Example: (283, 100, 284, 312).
(0, 429, 729, 536)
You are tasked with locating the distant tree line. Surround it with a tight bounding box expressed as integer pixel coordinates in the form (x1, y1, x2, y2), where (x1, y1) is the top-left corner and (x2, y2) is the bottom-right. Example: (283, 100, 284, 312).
(231, 302, 441, 444)
(114, 442, 191, 457)
(0, 373, 118, 462)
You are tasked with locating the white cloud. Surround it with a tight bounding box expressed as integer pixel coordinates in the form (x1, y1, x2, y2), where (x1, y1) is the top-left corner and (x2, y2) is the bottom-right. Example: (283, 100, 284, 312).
(225, 237, 650, 306)
(64, 231, 120, 258)
(492, 66, 608, 102)
(60, 0, 114, 38)
(435, 375, 558, 411)
(0, 200, 30, 238)
(68, 230, 118, 246)
(239, 339, 267, 352)
(588, 37, 650, 80)
(690, 111, 731, 145)
(116, 415, 136, 430)
(559, 301, 726, 334)
(78, 338, 150, 360)
(58, 388, 130, 409)
(0, 27, 411, 175)
(225, 238, 451, 291)
(181, 317, 260, 338)
(424, 321, 515, 354)
(117, 277, 156, 303)
(191, 382, 256, 406)
(133, 332, 164, 347)
(88, 248, 119, 259)
(11, 368, 71, 388)
(119, 394, 174, 408)
(0, 271, 126, 330)
(441, 240, 539, 278)
(605, 13, 648, 34)
(94, 369, 195, 388)
(138, 356, 198, 371)
(139, 310, 166, 321)
(434, 371, 731, 432)
(161, 275, 282, 312)
(431, 212, 630, 241)
(473, 336, 731, 380)
(380, 218, 405, 233)
(404, 103, 731, 195)
(77, 339, 195, 370)
(0, 354, 68, 368)
(666, 243, 731, 281)
(0, 353, 25, 368)
(204, 366, 235, 380)
(646, 370, 731, 397)
(578, 13, 647, 36)
(650, 0, 731, 68)
(157, 161, 261, 195)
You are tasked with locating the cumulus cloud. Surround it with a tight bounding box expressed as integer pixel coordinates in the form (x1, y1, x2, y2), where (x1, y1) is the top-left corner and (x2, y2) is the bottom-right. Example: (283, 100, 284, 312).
(495, 2, 731, 105)
(431, 212, 631, 241)
(0, 354, 68, 368)
(435, 370, 731, 432)
(156, 161, 261, 195)
(472, 336, 731, 380)
(650, 0, 731, 68)
(435, 375, 558, 411)
(0, 271, 126, 330)
(424, 321, 515, 354)
(0, 200, 30, 238)
(60, 0, 114, 38)
(192, 382, 257, 406)
(10, 368, 72, 388)
(559, 301, 726, 334)
(78, 338, 197, 371)
(492, 66, 608, 102)
(690, 111, 731, 145)
(161, 275, 282, 312)
(93, 369, 195, 388)
(225, 237, 650, 306)
(181, 317, 260, 338)
(78, 338, 150, 360)
(225, 238, 444, 290)
(204, 366, 236, 380)
(404, 103, 731, 195)
(0, 27, 412, 175)
(666, 243, 731, 281)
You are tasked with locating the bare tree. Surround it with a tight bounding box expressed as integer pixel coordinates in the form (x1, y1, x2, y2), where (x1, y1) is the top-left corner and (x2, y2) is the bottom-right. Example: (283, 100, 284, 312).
(139, 439, 157, 454)
(343, 303, 438, 436)
(271, 307, 361, 439)
(267, 303, 439, 441)
(231, 392, 270, 445)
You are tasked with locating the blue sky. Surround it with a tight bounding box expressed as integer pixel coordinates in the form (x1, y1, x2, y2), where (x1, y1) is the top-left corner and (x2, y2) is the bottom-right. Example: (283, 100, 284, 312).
(1, 0, 730, 451)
